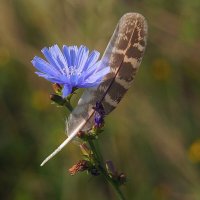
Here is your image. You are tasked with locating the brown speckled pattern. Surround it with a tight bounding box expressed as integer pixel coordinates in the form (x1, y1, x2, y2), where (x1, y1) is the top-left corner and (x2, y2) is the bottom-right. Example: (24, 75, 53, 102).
(67, 13, 148, 135)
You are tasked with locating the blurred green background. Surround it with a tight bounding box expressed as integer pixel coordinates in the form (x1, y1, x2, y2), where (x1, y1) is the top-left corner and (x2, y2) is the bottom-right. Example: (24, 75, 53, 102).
(1, 0, 200, 199)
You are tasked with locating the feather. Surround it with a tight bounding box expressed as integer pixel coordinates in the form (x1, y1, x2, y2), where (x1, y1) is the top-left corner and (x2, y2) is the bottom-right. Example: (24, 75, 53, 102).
(40, 12, 148, 166)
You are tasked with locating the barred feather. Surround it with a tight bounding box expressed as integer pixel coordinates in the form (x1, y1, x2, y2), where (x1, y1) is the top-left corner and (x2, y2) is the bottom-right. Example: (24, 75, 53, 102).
(41, 13, 148, 166)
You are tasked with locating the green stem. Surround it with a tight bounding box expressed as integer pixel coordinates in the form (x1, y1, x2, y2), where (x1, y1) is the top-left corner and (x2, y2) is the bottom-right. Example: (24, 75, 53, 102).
(64, 100, 73, 112)
(93, 140, 104, 164)
(64, 89, 77, 112)
(88, 139, 126, 200)
(88, 139, 102, 164)
(101, 168, 126, 200)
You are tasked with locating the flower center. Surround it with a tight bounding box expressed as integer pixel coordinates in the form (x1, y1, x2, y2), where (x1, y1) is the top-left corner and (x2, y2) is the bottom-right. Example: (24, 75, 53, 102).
(63, 66, 81, 77)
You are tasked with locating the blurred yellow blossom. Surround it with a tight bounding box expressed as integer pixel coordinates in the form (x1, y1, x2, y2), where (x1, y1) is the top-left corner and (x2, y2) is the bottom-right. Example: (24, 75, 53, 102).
(188, 140, 200, 163)
(152, 58, 171, 81)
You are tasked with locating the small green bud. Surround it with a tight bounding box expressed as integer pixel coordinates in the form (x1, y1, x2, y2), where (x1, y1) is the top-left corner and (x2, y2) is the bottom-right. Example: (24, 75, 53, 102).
(80, 143, 91, 157)
(50, 94, 66, 106)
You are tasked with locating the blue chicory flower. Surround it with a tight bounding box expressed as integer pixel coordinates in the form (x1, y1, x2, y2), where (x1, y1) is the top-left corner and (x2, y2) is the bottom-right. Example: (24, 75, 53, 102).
(31, 45, 110, 97)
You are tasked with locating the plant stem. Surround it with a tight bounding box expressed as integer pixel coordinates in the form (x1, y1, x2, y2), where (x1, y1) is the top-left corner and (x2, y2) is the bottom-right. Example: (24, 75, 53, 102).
(64, 100, 73, 112)
(65, 90, 76, 112)
(88, 139, 126, 200)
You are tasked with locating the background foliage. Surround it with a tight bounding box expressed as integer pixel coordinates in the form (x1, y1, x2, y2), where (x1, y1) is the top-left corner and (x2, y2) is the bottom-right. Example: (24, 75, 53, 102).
(0, 0, 200, 199)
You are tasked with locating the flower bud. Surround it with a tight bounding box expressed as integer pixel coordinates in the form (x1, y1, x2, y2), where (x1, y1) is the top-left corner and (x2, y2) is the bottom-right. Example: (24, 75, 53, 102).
(118, 173, 126, 185)
(68, 160, 89, 175)
(80, 143, 91, 157)
(106, 160, 117, 177)
(50, 94, 66, 106)
(77, 131, 86, 138)
(93, 102, 105, 128)
(89, 167, 100, 176)
(52, 83, 62, 93)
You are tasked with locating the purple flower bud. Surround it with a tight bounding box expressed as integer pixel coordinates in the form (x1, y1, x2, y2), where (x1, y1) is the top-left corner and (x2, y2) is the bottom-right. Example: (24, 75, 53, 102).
(93, 102, 105, 127)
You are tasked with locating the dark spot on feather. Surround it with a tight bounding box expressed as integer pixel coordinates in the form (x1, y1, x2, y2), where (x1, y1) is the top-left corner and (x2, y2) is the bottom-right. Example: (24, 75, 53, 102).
(120, 62, 137, 82)
(100, 80, 129, 114)
(139, 40, 146, 47)
(102, 101, 116, 115)
(126, 46, 143, 61)
(117, 37, 129, 50)
(103, 71, 115, 81)
(130, 27, 140, 44)
(110, 53, 124, 69)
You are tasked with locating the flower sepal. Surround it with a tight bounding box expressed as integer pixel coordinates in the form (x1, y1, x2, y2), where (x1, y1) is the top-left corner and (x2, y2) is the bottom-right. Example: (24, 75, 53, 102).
(77, 126, 103, 141)
(68, 159, 100, 176)
(80, 143, 92, 157)
(50, 94, 73, 111)
(52, 83, 62, 95)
